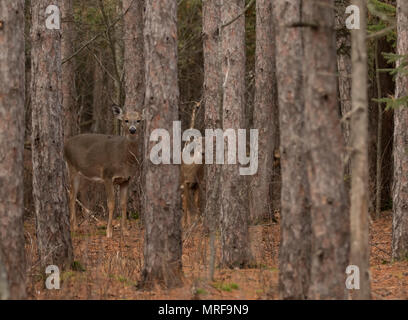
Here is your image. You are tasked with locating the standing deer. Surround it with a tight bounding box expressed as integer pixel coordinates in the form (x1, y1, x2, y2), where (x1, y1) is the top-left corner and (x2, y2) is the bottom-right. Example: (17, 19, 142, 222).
(64, 106, 143, 238)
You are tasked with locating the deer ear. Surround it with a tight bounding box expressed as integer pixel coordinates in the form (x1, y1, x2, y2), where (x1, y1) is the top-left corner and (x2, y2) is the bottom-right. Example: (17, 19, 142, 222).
(112, 105, 123, 120)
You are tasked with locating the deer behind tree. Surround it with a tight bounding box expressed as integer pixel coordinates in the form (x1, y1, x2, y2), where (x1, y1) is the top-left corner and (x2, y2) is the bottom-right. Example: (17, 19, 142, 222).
(180, 104, 205, 227)
(181, 137, 204, 227)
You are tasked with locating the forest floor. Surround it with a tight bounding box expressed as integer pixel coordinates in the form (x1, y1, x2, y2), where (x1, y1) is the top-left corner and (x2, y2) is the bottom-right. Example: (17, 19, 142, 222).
(24, 210, 408, 300)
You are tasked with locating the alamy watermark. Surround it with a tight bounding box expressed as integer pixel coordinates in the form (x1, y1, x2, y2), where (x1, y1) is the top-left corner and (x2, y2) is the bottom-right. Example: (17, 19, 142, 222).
(45, 265, 60, 290)
(45, 5, 60, 30)
(149, 122, 258, 176)
(44, 4, 362, 31)
(345, 265, 360, 290)
(345, 5, 361, 30)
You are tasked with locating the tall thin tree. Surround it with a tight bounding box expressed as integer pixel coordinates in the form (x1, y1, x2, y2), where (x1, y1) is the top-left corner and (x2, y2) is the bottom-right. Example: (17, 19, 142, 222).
(31, 0, 73, 269)
(203, 0, 221, 280)
(123, 0, 145, 221)
(220, 0, 251, 268)
(61, 0, 77, 139)
(0, 0, 27, 299)
(392, 0, 408, 261)
(303, 0, 350, 299)
(249, 0, 278, 224)
(275, 0, 311, 299)
(335, 0, 352, 194)
(140, 0, 183, 288)
(336, 0, 352, 147)
(349, 0, 371, 299)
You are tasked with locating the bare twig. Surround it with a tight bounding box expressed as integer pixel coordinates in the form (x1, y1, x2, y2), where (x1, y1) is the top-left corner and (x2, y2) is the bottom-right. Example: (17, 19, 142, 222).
(220, 0, 255, 30)
(86, 46, 117, 84)
(75, 198, 100, 224)
(371, 243, 391, 257)
(367, 24, 396, 40)
(183, 216, 202, 246)
(62, 0, 135, 65)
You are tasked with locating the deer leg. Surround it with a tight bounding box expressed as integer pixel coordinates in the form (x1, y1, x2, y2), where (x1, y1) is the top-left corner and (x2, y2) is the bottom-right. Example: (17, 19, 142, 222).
(105, 181, 115, 238)
(69, 169, 80, 231)
(119, 181, 129, 235)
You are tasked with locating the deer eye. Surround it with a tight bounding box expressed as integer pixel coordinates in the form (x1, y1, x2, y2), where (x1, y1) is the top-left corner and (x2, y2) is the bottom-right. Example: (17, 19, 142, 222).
(137, 120, 141, 123)
(125, 120, 129, 123)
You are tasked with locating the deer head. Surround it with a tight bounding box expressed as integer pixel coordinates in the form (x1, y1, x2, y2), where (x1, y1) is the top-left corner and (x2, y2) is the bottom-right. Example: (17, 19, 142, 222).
(112, 105, 144, 136)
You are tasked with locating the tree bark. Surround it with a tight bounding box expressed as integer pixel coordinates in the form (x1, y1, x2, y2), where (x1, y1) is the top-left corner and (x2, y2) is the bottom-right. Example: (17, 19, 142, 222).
(336, 1, 352, 142)
(392, 0, 408, 261)
(275, 0, 311, 300)
(349, 0, 371, 299)
(98, 0, 124, 136)
(61, 0, 77, 139)
(123, 0, 145, 112)
(249, 0, 278, 224)
(0, 0, 27, 299)
(374, 39, 382, 219)
(203, 0, 221, 279)
(220, 0, 251, 268)
(335, 0, 352, 193)
(303, 0, 350, 299)
(123, 0, 145, 222)
(140, 0, 182, 288)
(91, 51, 105, 134)
(31, 0, 73, 269)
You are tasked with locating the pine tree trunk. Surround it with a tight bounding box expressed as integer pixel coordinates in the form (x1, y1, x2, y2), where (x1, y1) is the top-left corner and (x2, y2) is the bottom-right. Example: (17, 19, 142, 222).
(335, 0, 352, 189)
(374, 39, 383, 220)
(0, 0, 27, 299)
(349, 0, 371, 299)
(140, 0, 182, 288)
(392, 0, 408, 261)
(303, 0, 350, 299)
(203, 0, 221, 279)
(91, 51, 105, 134)
(275, 0, 311, 300)
(123, 0, 144, 109)
(114, 0, 124, 110)
(61, 0, 77, 139)
(31, 0, 73, 269)
(123, 0, 145, 222)
(203, 0, 222, 227)
(249, 0, 278, 224)
(220, 0, 251, 268)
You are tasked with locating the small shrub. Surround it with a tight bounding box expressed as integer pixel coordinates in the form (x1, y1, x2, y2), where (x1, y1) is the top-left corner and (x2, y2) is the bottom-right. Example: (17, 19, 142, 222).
(195, 288, 207, 295)
(212, 282, 239, 292)
(71, 260, 86, 272)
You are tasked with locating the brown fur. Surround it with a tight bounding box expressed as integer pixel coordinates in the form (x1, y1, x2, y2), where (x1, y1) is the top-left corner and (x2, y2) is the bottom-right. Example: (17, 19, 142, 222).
(64, 107, 143, 238)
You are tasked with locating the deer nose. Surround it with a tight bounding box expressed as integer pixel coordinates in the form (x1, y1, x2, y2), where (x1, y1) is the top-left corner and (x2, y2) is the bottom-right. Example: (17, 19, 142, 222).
(129, 127, 137, 134)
